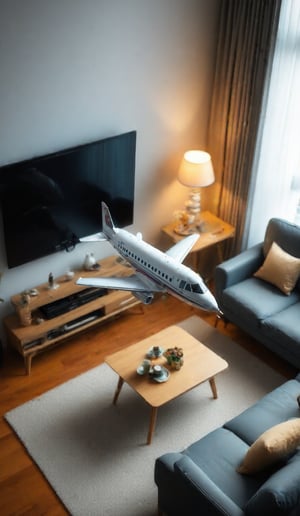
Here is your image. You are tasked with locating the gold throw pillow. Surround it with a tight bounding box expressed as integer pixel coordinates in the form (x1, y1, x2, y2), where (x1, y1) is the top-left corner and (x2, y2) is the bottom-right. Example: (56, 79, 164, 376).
(254, 242, 300, 295)
(237, 419, 300, 475)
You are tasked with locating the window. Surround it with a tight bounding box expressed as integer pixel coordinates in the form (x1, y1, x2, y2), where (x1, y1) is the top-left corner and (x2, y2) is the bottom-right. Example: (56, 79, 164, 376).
(191, 283, 204, 294)
(246, 0, 300, 247)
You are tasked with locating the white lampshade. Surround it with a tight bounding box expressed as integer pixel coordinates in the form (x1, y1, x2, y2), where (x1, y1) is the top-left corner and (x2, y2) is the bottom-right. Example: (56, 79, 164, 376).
(178, 150, 215, 187)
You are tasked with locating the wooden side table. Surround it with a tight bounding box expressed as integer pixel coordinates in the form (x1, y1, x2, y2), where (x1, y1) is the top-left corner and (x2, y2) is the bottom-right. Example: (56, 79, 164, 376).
(161, 211, 235, 272)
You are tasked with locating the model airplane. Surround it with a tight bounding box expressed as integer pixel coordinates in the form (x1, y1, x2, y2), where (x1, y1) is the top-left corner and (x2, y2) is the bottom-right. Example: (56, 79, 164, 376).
(76, 202, 220, 313)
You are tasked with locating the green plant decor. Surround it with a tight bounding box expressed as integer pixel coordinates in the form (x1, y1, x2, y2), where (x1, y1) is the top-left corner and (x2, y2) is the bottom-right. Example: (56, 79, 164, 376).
(163, 346, 184, 370)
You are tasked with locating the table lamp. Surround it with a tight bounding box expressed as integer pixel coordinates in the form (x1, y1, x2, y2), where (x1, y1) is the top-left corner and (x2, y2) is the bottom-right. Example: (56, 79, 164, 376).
(177, 150, 215, 227)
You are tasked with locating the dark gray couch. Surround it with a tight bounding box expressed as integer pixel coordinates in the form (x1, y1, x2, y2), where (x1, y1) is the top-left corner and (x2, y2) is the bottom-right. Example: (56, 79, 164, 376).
(155, 374, 300, 515)
(214, 218, 300, 369)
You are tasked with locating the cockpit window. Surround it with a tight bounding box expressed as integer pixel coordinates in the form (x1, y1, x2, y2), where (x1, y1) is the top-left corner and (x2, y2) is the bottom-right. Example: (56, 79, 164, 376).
(191, 283, 204, 294)
(179, 280, 204, 293)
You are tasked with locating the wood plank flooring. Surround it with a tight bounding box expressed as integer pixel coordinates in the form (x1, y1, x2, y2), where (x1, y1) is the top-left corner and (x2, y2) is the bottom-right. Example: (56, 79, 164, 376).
(0, 295, 296, 515)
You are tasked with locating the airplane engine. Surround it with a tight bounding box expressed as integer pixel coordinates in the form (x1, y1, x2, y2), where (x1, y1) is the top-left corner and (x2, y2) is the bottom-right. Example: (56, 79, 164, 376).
(133, 291, 154, 305)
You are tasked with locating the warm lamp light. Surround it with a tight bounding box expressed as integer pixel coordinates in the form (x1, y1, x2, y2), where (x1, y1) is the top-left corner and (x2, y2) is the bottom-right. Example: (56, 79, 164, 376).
(178, 150, 215, 225)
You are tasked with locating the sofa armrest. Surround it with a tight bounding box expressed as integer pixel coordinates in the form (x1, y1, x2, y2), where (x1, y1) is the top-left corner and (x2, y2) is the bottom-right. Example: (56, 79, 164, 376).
(174, 456, 245, 516)
(214, 243, 263, 300)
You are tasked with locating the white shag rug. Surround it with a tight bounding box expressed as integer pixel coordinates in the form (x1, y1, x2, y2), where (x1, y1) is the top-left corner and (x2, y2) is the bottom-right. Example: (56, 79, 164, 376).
(5, 316, 285, 516)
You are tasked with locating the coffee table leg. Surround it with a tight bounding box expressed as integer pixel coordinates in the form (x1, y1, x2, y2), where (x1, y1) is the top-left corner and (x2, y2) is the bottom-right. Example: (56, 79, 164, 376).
(209, 377, 218, 399)
(113, 376, 124, 404)
(147, 407, 158, 445)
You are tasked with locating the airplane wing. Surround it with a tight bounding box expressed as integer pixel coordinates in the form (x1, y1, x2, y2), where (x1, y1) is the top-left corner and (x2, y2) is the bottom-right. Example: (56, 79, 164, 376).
(79, 232, 107, 242)
(165, 233, 199, 263)
(76, 274, 163, 292)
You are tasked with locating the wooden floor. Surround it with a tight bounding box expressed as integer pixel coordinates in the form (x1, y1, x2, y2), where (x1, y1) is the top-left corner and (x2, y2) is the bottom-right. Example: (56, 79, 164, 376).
(0, 295, 297, 515)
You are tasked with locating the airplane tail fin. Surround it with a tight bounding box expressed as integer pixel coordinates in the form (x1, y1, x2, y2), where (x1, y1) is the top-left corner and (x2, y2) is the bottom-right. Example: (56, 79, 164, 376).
(102, 202, 116, 238)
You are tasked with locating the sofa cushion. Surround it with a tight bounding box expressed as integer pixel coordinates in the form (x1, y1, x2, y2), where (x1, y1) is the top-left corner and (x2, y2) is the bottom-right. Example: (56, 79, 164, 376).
(225, 378, 300, 445)
(184, 428, 264, 507)
(237, 419, 300, 475)
(254, 242, 300, 295)
(173, 456, 247, 516)
(262, 303, 300, 355)
(221, 278, 298, 325)
(245, 451, 300, 515)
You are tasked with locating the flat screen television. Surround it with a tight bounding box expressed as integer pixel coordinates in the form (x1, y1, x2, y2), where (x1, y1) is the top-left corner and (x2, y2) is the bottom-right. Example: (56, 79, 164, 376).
(0, 130, 136, 268)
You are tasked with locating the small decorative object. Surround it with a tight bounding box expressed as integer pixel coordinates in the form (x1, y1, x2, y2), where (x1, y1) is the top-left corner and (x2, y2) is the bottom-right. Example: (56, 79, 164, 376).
(29, 288, 39, 296)
(48, 272, 54, 288)
(48, 272, 59, 290)
(17, 293, 32, 326)
(164, 346, 184, 370)
(65, 270, 75, 281)
(116, 256, 131, 267)
(173, 210, 194, 236)
(83, 252, 96, 271)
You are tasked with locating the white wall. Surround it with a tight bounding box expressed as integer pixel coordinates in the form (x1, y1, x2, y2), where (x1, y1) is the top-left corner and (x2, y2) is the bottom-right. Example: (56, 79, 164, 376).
(0, 0, 220, 326)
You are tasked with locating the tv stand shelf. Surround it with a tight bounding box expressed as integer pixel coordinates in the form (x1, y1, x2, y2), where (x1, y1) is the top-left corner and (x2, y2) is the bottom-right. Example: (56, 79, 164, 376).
(3, 255, 141, 375)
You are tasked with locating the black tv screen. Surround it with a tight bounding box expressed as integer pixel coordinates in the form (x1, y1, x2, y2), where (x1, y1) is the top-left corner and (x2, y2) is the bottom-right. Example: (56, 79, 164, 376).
(0, 130, 136, 268)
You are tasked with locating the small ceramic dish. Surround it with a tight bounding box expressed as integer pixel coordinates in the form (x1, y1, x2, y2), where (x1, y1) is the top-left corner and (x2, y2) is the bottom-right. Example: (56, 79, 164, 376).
(137, 365, 147, 375)
(146, 346, 164, 358)
(137, 359, 151, 376)
(152, 366, 170, 383)
(29, 288, 39, 296)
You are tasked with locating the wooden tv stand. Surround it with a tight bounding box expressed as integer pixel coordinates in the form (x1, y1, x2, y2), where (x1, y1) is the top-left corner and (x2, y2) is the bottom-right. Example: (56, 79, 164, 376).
(3, 255, 141, 375)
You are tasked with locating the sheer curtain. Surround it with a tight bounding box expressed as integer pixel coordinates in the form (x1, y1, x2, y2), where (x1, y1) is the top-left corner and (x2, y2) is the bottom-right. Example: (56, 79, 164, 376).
(245, 0, 300, 248)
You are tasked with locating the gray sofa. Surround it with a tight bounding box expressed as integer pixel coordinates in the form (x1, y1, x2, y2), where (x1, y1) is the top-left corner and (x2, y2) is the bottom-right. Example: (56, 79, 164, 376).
(214, 218, 300, 369)
(155, 374, 300, 515)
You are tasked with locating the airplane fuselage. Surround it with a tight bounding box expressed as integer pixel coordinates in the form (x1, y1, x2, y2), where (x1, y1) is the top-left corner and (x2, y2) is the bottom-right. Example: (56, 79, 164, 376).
(110, 227, 218, 312)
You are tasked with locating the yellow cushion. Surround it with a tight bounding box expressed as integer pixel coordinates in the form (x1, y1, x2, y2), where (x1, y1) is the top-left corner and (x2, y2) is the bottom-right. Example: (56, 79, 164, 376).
(254, 242, 300, 295)
(237, 419, 300, 475)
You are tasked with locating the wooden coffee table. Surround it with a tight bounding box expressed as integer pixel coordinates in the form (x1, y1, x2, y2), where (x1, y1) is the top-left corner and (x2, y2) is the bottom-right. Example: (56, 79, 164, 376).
(105, 324, 228, 444)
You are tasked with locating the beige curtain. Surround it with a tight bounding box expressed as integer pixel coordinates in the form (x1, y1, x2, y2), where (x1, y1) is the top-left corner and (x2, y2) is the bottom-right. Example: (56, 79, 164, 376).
(208, 0, 281, 255)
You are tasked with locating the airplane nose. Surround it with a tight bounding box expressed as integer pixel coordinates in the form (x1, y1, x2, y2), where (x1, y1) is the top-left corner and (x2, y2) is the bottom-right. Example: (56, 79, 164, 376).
(212, 301, 220, 313)
(207, 292, 220, 313)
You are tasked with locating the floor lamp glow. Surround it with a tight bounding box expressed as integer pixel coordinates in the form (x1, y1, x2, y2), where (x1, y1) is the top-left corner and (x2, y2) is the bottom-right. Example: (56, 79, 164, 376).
(178, 150, 215, 227)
